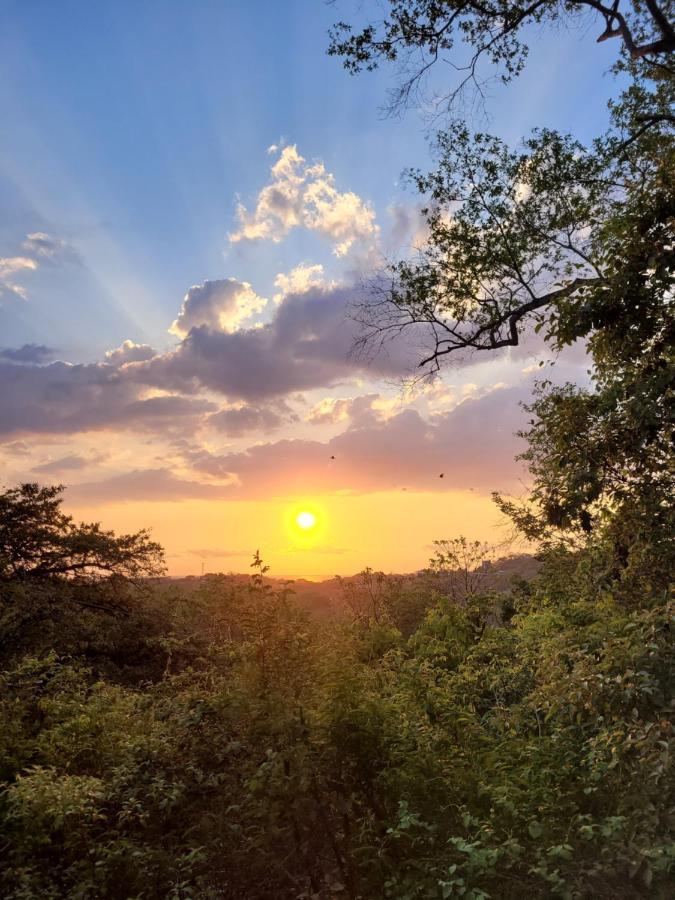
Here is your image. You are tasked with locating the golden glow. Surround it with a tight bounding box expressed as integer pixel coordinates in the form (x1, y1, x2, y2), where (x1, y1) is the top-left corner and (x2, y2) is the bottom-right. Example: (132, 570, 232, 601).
(69, 491, 508, 579)
(295, 510, 316, 530)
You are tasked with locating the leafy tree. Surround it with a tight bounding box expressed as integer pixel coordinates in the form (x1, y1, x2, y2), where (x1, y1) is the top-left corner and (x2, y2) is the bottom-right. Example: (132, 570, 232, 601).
(0, 483, 164, 587)
(331, 1, 674, 590)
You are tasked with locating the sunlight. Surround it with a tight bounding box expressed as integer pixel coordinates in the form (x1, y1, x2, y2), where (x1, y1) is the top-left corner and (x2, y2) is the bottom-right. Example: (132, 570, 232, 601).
(295, 510, 316, 530)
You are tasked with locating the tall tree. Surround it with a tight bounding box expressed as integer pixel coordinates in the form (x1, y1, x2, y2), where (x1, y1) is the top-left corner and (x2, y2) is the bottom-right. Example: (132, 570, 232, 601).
(330, 0, 674, 580)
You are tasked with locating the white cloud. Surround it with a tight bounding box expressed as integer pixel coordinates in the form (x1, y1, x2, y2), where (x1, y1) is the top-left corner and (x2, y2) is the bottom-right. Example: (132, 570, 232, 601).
(306, 393, 381, 426)
(0, 256, 37, 299)
(229, 145, 380, 258)
(169, 278, 268, 338)
(273, 263, 330, 303)
(105, 340, 157, 366)
(0, 231, 72, 301)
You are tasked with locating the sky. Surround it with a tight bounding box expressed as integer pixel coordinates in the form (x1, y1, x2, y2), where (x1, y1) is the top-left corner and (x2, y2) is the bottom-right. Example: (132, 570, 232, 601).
(0, 0, 625, 577)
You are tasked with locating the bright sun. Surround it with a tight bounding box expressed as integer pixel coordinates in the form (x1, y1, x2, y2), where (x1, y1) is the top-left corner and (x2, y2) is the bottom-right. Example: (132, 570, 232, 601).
(295, 511, 316, 530)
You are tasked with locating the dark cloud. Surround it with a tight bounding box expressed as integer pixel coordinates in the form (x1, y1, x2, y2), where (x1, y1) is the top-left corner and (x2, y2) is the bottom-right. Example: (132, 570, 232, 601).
(138, 284, 416, 401)
(0, 344, 55, 364)
(121, 395, 216, 420)
(0, 361, 214, 437)
(0, 271, 589, 444)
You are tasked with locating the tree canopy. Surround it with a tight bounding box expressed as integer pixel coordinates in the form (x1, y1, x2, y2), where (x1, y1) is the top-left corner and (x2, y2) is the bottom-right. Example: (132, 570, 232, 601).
(0, 483, 164, 613)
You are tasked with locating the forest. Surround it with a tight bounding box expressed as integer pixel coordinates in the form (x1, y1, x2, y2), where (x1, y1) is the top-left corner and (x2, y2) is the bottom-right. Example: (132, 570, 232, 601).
(1, 0, 674, 897)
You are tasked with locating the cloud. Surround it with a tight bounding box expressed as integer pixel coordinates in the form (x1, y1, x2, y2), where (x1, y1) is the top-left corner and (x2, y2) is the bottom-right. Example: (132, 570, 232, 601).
(279, 545, 351, 556)
(385, 202, 430, 253)
(306, 393, 381, 426)
(169, 278, 268, 338)
(58, 380, 538, 505)
(273, 263, 329, 304)
(229, 145, 380, 258)
(105, 340, 156, 366)
(32, 452, 108, 475)
(21, 232, 71, 262)
(0, 360, 215, 437)
(0, 256, 37, 299)
(207, 403, 289, 436)
(0, 281, 412, 436)
(138, 283, 415, 402)
(67, 468, 235, 504)
(0, 344, 55, 364)
(0, 440, 32, 457)
(0, 232, 73, 300)
(175, 384, 529, 500)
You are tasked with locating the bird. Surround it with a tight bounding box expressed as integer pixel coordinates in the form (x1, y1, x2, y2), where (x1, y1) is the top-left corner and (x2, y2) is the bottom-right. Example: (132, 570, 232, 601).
(330, 455, 335, 460)
(439, 473, 444, 478)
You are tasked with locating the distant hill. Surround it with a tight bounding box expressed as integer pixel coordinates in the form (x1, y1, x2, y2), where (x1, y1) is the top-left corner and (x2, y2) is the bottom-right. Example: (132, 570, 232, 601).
(159, 553, 541, 620)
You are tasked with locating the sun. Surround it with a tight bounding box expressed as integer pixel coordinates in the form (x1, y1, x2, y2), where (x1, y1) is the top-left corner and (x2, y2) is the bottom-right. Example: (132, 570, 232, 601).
(295, 510, 317, 530)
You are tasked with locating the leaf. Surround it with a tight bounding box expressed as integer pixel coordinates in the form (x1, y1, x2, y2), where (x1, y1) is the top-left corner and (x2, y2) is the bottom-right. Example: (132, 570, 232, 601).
(528, 820, 543, 839)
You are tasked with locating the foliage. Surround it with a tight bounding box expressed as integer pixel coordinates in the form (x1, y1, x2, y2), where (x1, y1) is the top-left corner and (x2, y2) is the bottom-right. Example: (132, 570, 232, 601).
(0, 2, 673, 897)
(0, 483, 672, 898)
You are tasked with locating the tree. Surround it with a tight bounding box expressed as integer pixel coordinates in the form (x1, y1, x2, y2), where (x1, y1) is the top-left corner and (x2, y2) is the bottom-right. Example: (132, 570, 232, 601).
(330, 2, 674, 581)
(329, 1, 675, 112)
(0, 483, 165, 612)
(330, 0, 674, 372)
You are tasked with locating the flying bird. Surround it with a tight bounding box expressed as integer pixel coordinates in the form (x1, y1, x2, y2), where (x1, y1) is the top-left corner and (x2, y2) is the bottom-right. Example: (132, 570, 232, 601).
(439, 473, 444, 478)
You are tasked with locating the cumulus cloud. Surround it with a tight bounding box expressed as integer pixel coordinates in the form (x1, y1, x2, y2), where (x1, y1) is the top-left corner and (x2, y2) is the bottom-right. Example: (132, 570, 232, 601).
(0, 281, 413, 437)
(306, 393, 381, 426)
(273, 263, 329, 303)
(105, 340, 157, 366)
(229, 145, 380, 258)
(138, 283, 415, 402)
(169, 278, 268, 338)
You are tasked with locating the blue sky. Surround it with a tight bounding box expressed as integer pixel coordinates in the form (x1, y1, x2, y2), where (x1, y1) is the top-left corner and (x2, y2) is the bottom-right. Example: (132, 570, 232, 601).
(1, 0, 621, 358)
(0, 1, 628, 575)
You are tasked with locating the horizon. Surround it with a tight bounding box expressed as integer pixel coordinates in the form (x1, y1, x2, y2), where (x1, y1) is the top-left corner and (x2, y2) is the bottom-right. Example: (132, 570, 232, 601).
(1, 0, 620, 577)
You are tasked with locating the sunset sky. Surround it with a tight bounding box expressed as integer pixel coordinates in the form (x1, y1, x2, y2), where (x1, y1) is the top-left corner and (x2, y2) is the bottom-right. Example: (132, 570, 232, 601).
(0, 1, 623, 577)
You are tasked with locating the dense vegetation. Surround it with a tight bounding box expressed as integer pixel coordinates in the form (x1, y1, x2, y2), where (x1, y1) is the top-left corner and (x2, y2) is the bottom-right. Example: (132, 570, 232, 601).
(0, 476, 671, 899)
(1, 1, 673, 897)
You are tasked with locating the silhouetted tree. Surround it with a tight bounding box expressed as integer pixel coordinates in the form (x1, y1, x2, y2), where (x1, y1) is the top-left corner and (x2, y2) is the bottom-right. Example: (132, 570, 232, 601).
(0, 483, 164, 612)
